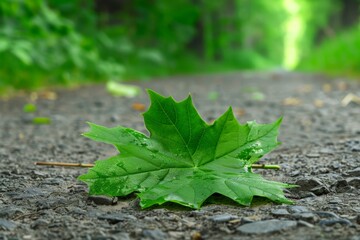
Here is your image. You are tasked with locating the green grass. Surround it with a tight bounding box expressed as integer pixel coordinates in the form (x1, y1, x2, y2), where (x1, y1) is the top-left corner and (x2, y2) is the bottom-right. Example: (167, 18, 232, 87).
(297, 25, 360, 77)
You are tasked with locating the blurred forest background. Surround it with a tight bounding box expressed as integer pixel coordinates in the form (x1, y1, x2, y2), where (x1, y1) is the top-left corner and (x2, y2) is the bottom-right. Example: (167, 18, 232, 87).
(0, 0, 359, 93)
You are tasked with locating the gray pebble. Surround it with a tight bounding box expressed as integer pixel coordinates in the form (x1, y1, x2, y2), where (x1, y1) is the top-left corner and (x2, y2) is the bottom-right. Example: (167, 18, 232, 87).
(0, 207, 24, 218)
(0, 218, 17, 230)
(291, 212, 318, 223)
(98, 213, 137, 223)
(210, 214, 238, 222)
(344, 167, 360, 177)
(319, 148, 333, 154)
(328, 198, 343, 204)
(334, 179, 351, 193)
(41, 178, 64, 186)
(237, 219, 297, 234)
(88, 196, 118, 205)
(142, 229, 167, 240)
(110, 115, 119, 122)
(241, 217, 255, 224)
(31, 219, 50, 229)
(288, 206, 310, 214)
(290, 170, 300, 177)
(271, 209, 290, 217)
(298, 191, 317, 199)
(311, 185, 330, 195)
(296, 178, 324, 191)
(297, 220, 314, 228)
(318, 218, 352, 226)
(347, 177, 360, 188)
(306, 153, 320, 158)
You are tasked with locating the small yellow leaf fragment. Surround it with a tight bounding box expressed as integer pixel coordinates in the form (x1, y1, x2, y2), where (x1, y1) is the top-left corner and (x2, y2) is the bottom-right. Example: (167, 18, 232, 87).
(336, 82, 347, 91)
(40, 91, 57, 100)
(341, 93, 360, 107)
(233, 107, 245, 117)
(282, 97, 302, 106)
(313, 99, 324, 108)
(322, 84, 332, 93)
(298, 84, 313, 93)
(131, 102, 146, 112)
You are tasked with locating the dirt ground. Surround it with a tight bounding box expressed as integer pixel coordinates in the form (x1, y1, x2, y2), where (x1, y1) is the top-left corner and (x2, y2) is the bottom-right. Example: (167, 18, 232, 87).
(0, 72, 359, 240)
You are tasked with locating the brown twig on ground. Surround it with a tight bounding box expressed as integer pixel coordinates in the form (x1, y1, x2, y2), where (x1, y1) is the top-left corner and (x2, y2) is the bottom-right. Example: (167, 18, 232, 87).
(35, 162, 281, 170)
(34, 162, 94, 167)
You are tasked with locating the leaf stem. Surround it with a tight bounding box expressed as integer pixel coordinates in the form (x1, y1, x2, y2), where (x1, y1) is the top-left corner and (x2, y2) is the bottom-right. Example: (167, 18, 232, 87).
(34, 162, 281, 170)
(251, 164, 281, 170)
(34, 162, 94, 167)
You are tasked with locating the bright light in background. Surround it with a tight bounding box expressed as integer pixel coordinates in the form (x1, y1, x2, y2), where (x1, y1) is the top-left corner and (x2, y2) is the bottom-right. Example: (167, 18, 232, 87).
(283, 0, 304, 70)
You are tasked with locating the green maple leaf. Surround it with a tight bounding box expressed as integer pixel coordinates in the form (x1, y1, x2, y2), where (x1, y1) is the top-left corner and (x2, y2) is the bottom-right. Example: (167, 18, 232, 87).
(78, 90, 294, 209)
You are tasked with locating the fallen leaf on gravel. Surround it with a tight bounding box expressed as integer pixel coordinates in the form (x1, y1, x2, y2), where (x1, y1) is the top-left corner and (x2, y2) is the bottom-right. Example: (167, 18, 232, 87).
(322, 84, 332, 93)
(32, 117, 51, 124)
(23, 103, 37, 113)
(233, 107, 246, 117)
(313, 99, 324, 108)
(282, 97, 302, 106)
(298, 84, 313, 93)
(106, 81, 140, 98)
(131, 102, 146, 111)
(341, 93, 360, 106)
(39, 91, 57, 100)
(336, 82, 347, 91)
(79, 90, 294, 209)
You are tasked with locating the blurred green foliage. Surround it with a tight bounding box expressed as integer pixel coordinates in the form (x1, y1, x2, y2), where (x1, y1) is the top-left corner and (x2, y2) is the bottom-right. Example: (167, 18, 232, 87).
(0, 0, 124, 92)
(0, 0, 358, 93)
(298, 24, 360, 77)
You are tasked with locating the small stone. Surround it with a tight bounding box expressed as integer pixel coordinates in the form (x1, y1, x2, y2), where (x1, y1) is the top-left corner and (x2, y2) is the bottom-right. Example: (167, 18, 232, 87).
(298, 191, 317, 199)
(241, 217, 255, 224)
(94, 101, 104, 107)
(295, 178, 324, 191)
(0, 218, 17, 230)
(290, 170, 300, 177)
(291, 212, 318, 223)
(31, 219, 49, 229)
(237, 219, 297, 234)
(288, 206, 311, 214)
(110, 115, 119, 122)
(319, 148, 333, 154)
(142, 229, 167, 240)
(297, 220, 314, 228)
(318, 218, 352, 226)
(210, 214, 238, 223)
(114, 232, 130, 240)
(344, 168, 360, 177)
(311, 186, 330, 195)
(334, 179, 351, 193)
(168, 231, 184, 239)
(98, 213, 137, 224)
(0, 207, 24, 218)
(328, 198, 342, 204)
(66, 207, 86, 215)
(91, 236, 116, 240)
(347, 177, 360, 188)
(271, 209, 290, 217)
(306, 153, 320, 158)
(88, 196, 117, 205)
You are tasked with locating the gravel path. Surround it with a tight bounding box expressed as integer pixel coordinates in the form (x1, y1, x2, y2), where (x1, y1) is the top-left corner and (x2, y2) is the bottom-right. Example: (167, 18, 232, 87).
(1, 72, 360, 239)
